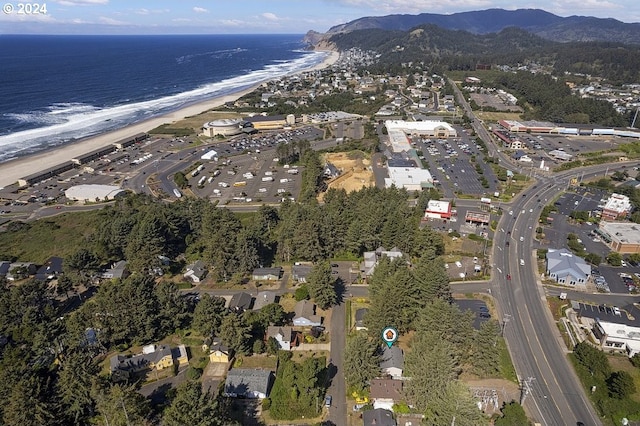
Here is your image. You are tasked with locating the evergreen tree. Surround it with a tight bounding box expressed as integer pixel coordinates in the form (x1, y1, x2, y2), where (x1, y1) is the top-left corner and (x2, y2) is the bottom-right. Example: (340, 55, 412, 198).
(495, 401, 531, 426)
(344, 333, 380, 393)
(219, 314, 251, 355)
(191, 294, 227, 337)
(306, 261, 337, 309)
(162, 381, 224, 426)
(472, 320, 501, 378)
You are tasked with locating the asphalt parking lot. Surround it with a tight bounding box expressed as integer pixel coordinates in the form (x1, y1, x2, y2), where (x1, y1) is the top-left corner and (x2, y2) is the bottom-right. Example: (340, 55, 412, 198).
(414, 127, 498, 196)
(574, 301, 640, 327)
(453, 299, 492, 329)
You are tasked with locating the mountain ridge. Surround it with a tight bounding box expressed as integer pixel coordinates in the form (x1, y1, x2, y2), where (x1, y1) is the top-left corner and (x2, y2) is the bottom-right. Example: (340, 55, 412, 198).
(313, 8, 640, 45)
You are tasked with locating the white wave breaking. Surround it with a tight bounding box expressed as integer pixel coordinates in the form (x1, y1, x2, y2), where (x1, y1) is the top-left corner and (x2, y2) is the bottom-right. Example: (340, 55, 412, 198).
(0, 50, 327, 162)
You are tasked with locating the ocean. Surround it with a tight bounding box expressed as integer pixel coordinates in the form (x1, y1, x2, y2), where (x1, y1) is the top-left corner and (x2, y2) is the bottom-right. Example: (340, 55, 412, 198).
(0, 34, 326, 163)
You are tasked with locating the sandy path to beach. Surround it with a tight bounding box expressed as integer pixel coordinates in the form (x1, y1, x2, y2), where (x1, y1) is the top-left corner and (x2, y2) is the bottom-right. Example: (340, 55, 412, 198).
(0, 50, 340, 188)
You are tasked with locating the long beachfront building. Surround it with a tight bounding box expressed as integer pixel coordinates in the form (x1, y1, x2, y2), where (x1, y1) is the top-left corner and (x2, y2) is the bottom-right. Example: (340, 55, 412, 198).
(17, 133, 148, 187)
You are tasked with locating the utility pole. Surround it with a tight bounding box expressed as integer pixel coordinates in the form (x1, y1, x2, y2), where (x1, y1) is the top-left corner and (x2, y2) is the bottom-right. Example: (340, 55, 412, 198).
(520, 377, 536, 405)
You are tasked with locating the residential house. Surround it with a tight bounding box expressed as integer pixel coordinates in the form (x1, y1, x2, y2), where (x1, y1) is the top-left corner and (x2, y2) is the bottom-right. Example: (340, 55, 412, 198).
(380, 345, 404, 379)
(253, 291, 277, 311)
(229, 292, 253, 313)
(0, 261, 11, 277)
(362, 408, 396, 426)
(546, 248, 591, 287)
(266, 326, 294, 351)
(292, 264, 312, 283)
(109, 344, 187, 377)
(224, 368, 273, 399)
(5, 262, 37, 281)
(370, 378, 404, 411)
(251, 267, 283, 281)
(205, 336, 232, 363)
(35, 256, 64, 281)
(293, 300, 322, 327)
(324, 162, 341, 178)
(355, 308, 368, 331)
(184, 260, 207, 283)
(361, 246, 404, 277)
(101, 260, 129, 279)
(172, 345, 189, 367)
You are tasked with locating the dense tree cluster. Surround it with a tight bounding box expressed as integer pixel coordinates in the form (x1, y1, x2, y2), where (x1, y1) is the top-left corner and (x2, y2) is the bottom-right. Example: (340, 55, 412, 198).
(268, 352, 327, 420)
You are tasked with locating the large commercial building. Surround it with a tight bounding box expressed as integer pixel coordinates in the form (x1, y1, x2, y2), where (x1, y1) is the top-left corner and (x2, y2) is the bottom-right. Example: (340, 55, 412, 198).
(601, 193, 632, 221)
(385, 120, 457, 139)
(18, 161, 76, 187)
(593, 319, 640, 358)
(597, 222, 640, 253)
(201, 118, 244, 137)
(384, 167, 433, 191)
(65, 184, 126, 202)
(244, 114, 288, 130)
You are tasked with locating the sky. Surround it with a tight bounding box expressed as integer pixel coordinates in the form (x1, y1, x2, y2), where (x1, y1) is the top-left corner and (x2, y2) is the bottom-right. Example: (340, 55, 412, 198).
(1, 0, 639, 35)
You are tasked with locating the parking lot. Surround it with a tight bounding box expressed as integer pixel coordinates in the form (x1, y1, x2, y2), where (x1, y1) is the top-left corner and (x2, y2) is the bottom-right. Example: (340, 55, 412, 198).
(454, 299, 492, 329)
(0, 125, 332, 214)
(574, 301, 640, 327)
(413, 127, 499, 197)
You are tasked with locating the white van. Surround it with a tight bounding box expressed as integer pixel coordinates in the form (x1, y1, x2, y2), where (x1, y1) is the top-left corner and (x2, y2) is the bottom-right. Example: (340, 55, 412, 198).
(520, 259, 525, 266)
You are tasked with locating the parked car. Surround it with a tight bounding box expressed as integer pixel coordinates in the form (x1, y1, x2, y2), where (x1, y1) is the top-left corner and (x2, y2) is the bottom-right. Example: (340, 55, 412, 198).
(325, 395, 332, 408)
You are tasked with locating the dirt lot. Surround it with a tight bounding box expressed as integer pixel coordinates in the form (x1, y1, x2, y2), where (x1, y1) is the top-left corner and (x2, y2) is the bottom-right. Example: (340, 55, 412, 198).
(319, 152, 374, 200)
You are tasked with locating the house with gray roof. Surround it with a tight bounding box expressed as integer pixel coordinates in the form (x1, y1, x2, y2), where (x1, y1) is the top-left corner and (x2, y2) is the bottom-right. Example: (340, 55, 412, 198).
(546, 248, 591, 287)
(101, 260, 129, 280)
(253, 291, 277, 311)
(223, 368, 273, 399)
(110, 344, 174, 378)
(293, 300, 322, 327)
(184, 260, 207, 283)
(35, 256, 64, 281)
(229, 292, 253, 313)
(251, 267, 283, 281)
(266, 326, 294, 351)
(370, 378, 404, 411)
(0, 261, 11, 277)
(362, 408, 396, 426)
(380, 345, 404, 379)
(5, 262, 37, 281)
(292, 264, 312, 283)
(361, 246, 404, 277)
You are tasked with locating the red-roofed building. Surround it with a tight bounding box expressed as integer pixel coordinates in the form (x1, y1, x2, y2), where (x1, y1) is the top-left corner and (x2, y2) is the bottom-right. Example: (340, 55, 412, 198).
(424, 200, 451, 219)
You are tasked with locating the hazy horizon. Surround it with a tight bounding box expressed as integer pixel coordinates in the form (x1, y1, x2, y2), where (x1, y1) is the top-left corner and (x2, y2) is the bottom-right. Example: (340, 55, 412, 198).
(0, 1, 638, 35)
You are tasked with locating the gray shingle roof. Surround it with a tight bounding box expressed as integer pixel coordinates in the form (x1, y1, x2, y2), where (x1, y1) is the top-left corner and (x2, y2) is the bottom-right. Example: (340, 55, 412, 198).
(229, 292, 253, 311)
(546, 248, 591, 281)
(253, 291, 277, 310)
(380, 345, 404, 370)
(224, 368, 273, 397)
(363, 408, 396, 426)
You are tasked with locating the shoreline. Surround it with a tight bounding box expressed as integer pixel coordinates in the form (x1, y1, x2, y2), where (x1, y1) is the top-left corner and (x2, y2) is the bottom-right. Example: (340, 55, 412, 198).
(0, 50, 340, 188)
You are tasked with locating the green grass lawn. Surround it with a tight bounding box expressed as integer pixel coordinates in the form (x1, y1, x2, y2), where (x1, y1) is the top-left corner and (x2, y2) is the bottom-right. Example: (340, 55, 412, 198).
(497, 338, 518, 383)
(0, 210, 102, 262)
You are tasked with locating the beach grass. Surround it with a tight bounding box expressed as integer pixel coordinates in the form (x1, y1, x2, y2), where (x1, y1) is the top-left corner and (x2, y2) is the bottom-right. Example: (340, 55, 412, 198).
(0, 210, 101, 263)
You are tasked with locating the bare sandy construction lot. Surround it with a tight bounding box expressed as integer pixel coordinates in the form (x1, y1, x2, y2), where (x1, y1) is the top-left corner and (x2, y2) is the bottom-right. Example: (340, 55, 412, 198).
(320, 151, 375, 199)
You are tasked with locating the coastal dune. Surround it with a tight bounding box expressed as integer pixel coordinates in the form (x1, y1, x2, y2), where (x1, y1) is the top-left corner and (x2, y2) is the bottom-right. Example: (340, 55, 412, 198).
(0, 50, 340, 188)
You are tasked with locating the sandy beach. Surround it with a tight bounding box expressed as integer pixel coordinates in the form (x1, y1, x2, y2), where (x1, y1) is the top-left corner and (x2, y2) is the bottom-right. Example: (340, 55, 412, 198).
(0, 50, 340, 188)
